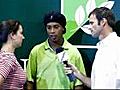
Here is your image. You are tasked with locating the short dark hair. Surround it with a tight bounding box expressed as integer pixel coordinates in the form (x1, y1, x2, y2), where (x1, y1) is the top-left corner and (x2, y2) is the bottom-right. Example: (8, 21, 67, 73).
(43, 11, 66, 34)
(88, 7, 115, 28)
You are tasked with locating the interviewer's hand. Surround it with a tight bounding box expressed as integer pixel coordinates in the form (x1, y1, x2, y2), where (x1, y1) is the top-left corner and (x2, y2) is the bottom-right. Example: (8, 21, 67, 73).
(64, 64, 73, 74)
(64, 63, 91, 88)
(65, 63, 80, 78)
(68, 64, 79, 73)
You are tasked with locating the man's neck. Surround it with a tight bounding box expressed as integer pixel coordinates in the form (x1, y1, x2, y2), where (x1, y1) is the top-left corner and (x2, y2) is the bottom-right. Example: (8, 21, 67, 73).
(99, 27, 113, 40)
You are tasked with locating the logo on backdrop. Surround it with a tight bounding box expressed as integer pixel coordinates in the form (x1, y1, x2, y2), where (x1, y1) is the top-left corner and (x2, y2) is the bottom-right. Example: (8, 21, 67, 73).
(61, 0, 114, 39)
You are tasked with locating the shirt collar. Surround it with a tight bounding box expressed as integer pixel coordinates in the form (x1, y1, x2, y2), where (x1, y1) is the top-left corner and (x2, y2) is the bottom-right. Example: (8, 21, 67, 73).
(44, 38, 69, 51)
(97, 32, 118, 47)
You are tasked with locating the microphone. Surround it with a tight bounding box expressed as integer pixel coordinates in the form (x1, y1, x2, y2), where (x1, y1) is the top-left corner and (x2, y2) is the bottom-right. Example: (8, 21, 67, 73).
(56, 47, 64, 63)
(56, 47, 76, 82)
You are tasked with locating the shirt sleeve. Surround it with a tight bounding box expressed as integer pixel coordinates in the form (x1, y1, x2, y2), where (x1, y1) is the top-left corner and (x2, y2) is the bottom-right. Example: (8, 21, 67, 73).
(73, 48, 86, 86)
(0, 56, 12, 79)
(69, 47, 86, 86)
(26, 48, 37, 83)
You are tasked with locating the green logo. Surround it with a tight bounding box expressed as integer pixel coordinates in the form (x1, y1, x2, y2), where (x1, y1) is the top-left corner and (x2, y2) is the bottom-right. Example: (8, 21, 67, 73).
(61, 0, 114, 39)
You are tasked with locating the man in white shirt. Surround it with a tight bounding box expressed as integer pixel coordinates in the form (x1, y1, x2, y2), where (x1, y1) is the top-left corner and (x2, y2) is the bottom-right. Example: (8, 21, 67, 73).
(66, 7, 120, 89)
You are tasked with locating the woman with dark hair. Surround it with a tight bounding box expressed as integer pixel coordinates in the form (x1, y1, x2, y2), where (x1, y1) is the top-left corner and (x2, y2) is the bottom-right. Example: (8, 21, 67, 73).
(0, 19, 26, 89)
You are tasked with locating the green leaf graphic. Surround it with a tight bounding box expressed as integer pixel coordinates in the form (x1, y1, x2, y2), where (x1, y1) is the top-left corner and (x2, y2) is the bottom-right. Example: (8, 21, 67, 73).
(62, 0, 108, 39)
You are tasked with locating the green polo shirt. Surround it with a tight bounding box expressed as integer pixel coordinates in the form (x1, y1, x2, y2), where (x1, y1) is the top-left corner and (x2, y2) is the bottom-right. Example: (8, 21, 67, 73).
(27, 39, 86, 89)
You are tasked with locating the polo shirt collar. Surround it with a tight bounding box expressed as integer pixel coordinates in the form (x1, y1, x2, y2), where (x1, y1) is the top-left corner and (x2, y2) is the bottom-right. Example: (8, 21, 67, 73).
(44, 38, 69, 51)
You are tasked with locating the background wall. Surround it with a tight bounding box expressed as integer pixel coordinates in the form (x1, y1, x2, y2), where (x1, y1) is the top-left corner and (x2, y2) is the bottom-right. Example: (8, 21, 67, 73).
(0, 0, 120, 76)
(0, 0, 60, 59)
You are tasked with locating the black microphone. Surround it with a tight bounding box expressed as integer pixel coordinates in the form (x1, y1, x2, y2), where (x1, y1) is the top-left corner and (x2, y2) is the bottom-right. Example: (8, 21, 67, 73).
(56, 47, 76, 82)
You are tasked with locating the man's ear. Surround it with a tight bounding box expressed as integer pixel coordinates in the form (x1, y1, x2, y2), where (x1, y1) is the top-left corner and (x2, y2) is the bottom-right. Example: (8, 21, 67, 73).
(101, 18, 107, 27)
(63, 28, 66, 34)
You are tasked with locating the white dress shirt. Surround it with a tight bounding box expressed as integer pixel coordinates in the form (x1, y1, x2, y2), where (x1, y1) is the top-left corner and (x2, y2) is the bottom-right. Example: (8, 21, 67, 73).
(91, 32, 120, 89)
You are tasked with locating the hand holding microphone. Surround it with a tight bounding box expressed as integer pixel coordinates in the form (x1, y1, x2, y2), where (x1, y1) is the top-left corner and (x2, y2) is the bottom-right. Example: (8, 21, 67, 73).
(56, 47, 76, 82)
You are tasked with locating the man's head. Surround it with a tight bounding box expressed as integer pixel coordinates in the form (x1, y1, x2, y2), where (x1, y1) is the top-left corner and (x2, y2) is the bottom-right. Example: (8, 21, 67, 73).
(88, 7, 115, 28)
(43, 11, 66, 43)
(88, 7, 115, 39)
(44, 11, 66, 34)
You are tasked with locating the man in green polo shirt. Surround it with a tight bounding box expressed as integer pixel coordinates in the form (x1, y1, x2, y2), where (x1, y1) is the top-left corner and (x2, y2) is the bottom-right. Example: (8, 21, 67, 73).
(26, 11, 86, 89)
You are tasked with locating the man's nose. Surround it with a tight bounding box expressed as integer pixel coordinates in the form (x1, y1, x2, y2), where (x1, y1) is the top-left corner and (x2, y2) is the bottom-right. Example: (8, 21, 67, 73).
(88, 24, 92, 30)
(50, 28, 55, 33)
